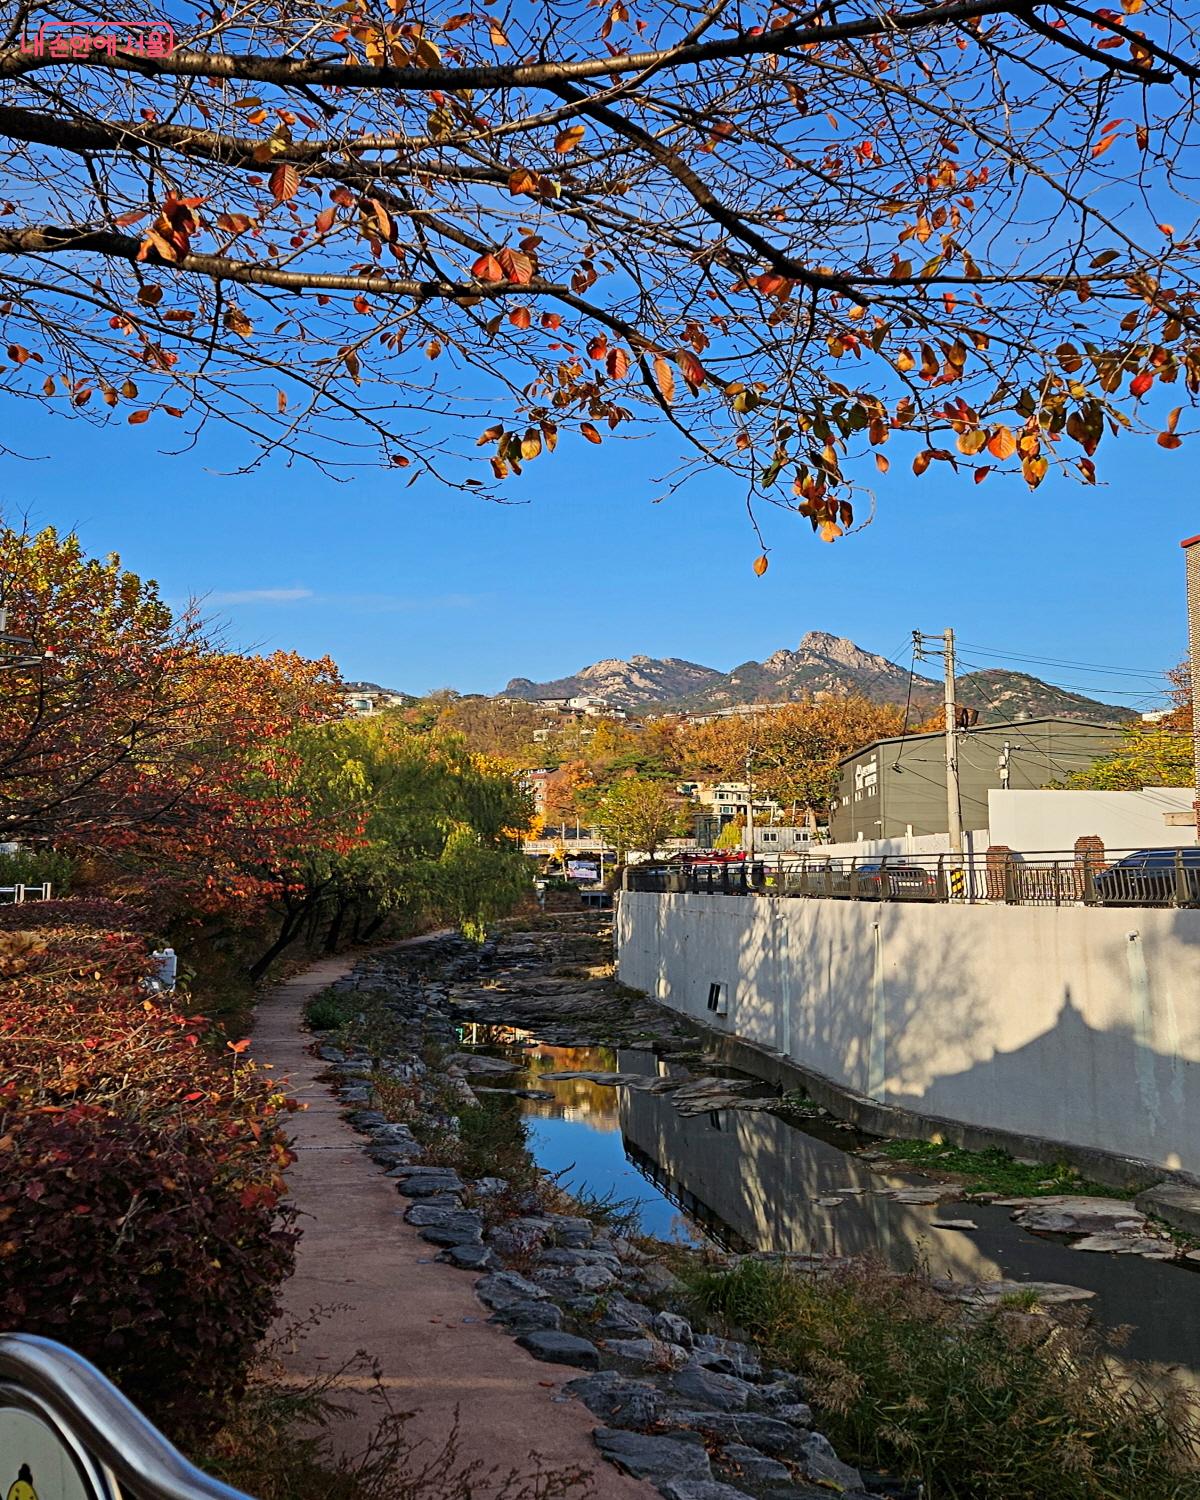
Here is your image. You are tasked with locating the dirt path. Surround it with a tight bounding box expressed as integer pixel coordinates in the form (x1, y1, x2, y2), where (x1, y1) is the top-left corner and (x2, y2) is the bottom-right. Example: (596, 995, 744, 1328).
(251, 943, 652, 1497)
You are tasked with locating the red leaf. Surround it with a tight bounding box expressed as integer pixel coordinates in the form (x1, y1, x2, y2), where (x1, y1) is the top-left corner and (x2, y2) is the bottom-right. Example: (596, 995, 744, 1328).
(269, 164, 299, 202)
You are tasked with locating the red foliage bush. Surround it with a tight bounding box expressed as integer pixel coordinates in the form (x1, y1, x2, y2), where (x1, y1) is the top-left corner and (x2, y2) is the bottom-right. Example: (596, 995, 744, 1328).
(0, 897, 157, 933)
(0, 1108, 296, 1440)
(0, 921, 298, 1439)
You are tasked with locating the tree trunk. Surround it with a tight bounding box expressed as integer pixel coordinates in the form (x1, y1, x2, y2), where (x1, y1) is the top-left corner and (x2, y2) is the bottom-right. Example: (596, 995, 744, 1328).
(324, 897, 348, 954)
(248, 903, 309, 983)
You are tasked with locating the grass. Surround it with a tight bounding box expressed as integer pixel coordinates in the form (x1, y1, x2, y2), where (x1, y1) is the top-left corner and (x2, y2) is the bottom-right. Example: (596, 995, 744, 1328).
(774, 1088, 828, 1120)
(685, 1256, 1200, 1500)
(199, 1323, 590, 1500)
(304, 988, 362, 1032)
(866, 1138, 1137, 1199)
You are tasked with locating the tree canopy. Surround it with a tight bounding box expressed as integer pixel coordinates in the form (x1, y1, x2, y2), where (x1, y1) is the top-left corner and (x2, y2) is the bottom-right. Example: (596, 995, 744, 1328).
(2, 2, 1198, 546)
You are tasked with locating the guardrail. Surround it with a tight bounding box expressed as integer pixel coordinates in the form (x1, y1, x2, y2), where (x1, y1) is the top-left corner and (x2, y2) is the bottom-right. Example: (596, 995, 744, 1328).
(0, 1334, 253, 1500)
(624, 848, 1200, 908)
(0, 883, 52, 904)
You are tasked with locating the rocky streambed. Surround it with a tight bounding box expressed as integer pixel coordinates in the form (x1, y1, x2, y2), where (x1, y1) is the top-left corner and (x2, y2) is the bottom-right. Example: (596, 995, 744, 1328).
(307, 913, 1200, 1498)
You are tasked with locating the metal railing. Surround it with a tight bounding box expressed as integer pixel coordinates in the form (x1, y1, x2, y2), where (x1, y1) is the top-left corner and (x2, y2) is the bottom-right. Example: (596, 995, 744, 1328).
(624, 848, 1200, 908)
(0, 882, 51, 904)
(0, 1334, 253, 1500)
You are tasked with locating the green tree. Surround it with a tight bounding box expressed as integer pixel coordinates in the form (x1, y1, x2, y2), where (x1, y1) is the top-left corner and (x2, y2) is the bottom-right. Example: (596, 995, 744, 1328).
(713, 819, 745, 852)
(589, 775, 686, 860)
(1066, 725, 1194, 792)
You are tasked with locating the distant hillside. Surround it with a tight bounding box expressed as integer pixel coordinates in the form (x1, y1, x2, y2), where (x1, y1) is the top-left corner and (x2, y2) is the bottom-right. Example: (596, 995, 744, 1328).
(501, 632, 1137, 725)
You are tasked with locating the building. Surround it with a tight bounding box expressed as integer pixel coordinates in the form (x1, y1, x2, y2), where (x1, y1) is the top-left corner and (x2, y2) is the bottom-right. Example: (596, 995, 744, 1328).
(829, 718, 1127, 842)
(343, 681, 410, 716)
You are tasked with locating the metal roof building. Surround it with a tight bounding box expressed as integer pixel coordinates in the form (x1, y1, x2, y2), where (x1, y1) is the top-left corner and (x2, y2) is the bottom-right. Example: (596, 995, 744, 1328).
(829, 717, 1127, 842)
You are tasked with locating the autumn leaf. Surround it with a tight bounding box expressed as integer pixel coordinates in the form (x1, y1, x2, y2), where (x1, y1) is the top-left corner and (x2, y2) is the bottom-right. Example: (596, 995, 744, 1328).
(580, 422, 602, 443)
(472, 253, 504, 282)
(497, 248, 534, 285)
(509, 306, 532, 330)
(315, 206, 336, 234)
(1130, 370, 1154, 397)
(986, 425, 1017, 460)
(677, 350, 707, 389)
(555, 125, 586, 154)
(752, 554, 769, 576)
(269, 163, 299, 202)
(819, 521, 844, 543)
(652, 356, 676, 404)
(127, 409, 151, 424)
(874, 452, 890, 474)
(606, 348, 631, 380)
(488, 18, 509, 45)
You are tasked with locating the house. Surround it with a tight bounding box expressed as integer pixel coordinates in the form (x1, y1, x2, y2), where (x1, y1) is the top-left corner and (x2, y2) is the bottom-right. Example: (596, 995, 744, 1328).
(828, 717, 1127, 842)
(343, 682, 410, 716)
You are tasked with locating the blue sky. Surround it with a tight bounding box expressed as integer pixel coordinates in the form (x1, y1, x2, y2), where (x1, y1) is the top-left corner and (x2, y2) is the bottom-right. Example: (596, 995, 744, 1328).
(1, 402, 1188, 711)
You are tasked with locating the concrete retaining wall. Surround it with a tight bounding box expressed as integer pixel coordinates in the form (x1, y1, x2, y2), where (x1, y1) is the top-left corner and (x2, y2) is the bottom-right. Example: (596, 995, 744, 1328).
(616, 891, 1200, 1176)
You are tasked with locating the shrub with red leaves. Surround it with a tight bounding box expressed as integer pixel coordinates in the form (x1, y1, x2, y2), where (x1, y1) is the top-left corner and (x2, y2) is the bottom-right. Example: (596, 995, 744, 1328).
(0, 1108, 296, 1440)
(0, 898, 157, 933)
(0, 919, 298, 1440)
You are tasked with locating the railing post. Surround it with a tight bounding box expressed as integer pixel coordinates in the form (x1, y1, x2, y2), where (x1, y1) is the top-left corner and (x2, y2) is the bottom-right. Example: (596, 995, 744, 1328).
(1002, 855, 1015, 905)
(1081, 852, 1096, 905)
(721, 863, 730, 895)
(1175, 847, 1189, 906)
(935, 855, 947, 901)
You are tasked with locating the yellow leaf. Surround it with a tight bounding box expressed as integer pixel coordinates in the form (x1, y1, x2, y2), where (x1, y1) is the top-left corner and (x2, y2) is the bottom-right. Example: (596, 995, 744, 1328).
(652, 356, 676, 404)
(752, 554, 769, 576)
(819, 521, 844, 543)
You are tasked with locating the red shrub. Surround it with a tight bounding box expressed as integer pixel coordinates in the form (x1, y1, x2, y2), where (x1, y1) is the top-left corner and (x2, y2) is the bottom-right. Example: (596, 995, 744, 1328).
(0, 1107, 296, 1440)
(0, 898, 157, 933)
(0, 921, 299, 1439)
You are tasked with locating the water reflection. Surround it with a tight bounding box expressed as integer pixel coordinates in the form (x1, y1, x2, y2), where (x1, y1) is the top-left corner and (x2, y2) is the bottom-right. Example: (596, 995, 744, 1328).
(496, 1041, 1200, 1387)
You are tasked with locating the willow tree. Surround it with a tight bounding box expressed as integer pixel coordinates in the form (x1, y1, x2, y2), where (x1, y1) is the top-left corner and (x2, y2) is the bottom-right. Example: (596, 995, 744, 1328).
(1, 2, 1197, 550)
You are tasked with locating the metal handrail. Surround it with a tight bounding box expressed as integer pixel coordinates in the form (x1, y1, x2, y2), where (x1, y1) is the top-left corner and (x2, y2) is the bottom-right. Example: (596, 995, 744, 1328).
(0, 1335, 254, 1500)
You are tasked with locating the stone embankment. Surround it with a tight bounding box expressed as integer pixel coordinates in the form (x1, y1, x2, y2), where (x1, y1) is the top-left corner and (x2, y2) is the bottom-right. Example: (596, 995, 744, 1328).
(309, 915, 899, 1500)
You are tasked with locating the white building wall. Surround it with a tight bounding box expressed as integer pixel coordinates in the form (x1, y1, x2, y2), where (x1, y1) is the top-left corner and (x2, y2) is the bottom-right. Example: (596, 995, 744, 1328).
(987, 787, 1197, 853)
(617, 890, 1200, 1174)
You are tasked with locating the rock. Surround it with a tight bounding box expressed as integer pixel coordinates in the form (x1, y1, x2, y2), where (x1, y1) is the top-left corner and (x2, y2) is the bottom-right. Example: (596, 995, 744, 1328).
(888, 1187, 960, 1205)
(438, 1243, 497, 1271)
(443, 1052, 523, 1075)
(1071, 1232, 1176, 1258)
(1135, 1181, 1200, 1238)
(413, 1210, 484, 1247)
(772, 1403, 814, 1427)
(544, 1213, 594, 1247)
(516, 1330, 601, 1369)
(720, 1444, 791, 1484)
(491, 1301, 564, 1332)
(537, 1247, 587, 1269)
(664, 1411, 810, 1460)
(565, 1371, 664, 1429)
(931, 1219, 978, 1231)
(595, 1294, 656, 1336)
(474, 1270, 549, 1310)
(636, 1262, 684, 1297)
(487, 1216, 555, 1257)
(673, 1366, 753, 1412)
(654, 1311, 695, 1349)
(370, 1122, 416, 1145)
(661, 1483, 754, 1500)
(601, 1337, 677, 1367)
(693, 1335, 762, 1381)
(471, 1176, 510, 1196)
(593, 1428, 712, 1485)
(933, 1278, 1095, 1306)
(572, 1263, 617, 1292)
(1013, 1196, 1146, 1236)
(816, 1197, 845, 1207)
(397, 1171, 465, 1198)
(795, 1432, 862, 1490)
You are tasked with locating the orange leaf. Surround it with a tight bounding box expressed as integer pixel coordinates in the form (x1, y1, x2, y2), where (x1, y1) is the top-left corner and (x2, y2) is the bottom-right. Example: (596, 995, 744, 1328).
(580, 422, 602, 443)
(315, 206, 336, 233)
(227, 1038, 252, 1054)
(606, 347, 631, 380)
(127, 409, 151, 424)
(1157, 432, 1183, 449)
(269, 163, 299, 202)
(509, 306, 532, 330)
(652, 356, 675, 404)
(752, 554, 769, 576)
(554, 125, 586, 154)
(985, 425, 1016, 460)
(472, 253, 504, 282)
(819, 521, 844, 543)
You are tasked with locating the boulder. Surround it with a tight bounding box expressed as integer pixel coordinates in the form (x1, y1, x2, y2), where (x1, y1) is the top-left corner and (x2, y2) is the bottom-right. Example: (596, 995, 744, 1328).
(516, 1330, 601, 1369)
(654, 1311, 695, 1350)
(593, 1428, 712, 1485)
(490, 1300, 564, 1333)
(1013, 1196, 1146, 1236)
(673, 1367, 753, 1412)
(719, 1444, 791, 1484)
(794, 1432, 862, 1491)
(474, 1270, 549, 1310)
(595, 1294, 656, 1337)
(565, 1371, 664, 1429)
(661, 1484, 753, 1500)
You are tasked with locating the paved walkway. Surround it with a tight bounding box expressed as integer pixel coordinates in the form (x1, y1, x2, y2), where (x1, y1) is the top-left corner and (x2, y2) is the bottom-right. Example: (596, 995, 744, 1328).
(251, 945, 651, 1496)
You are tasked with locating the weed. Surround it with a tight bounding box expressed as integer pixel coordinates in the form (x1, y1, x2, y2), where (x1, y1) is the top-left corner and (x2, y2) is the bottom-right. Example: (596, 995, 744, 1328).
(867, 1139, 1136, 1199)
(685, 1256, 1200, 1500)
(305, 989, 359, 1032)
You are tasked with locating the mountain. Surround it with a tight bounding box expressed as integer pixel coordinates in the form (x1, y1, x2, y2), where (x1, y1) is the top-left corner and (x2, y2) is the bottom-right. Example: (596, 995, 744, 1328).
(501, 632, 1136, 725)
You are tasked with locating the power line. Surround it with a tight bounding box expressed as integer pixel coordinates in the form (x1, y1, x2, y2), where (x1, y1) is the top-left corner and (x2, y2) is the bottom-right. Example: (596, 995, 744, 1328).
(956, 641, 1169, 681)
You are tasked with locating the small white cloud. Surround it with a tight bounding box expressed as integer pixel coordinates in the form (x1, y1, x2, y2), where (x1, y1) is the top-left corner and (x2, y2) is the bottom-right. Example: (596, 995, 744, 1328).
(209, 587, 314, 605)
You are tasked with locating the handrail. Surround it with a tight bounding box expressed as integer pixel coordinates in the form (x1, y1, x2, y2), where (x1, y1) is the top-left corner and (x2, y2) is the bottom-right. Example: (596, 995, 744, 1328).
(0, 1335, 254, 1500)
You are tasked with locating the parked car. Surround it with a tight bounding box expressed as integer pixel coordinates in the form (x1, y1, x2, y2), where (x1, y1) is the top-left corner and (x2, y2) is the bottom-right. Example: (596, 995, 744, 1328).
(1093, 848, 1200, 906)
(846, 864, 936, 894)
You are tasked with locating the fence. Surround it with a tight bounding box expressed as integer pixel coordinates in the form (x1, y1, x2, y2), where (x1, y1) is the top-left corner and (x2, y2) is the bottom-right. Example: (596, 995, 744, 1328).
(624, 848, 1200, 908)
(0, 1333, 251, 1499)
(0, 882, 52, 904)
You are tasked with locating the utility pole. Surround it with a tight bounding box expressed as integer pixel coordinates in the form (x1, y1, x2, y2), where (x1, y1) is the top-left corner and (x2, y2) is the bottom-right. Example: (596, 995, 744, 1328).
(743, 751, 755, 862)
(913, 628, 963, 855)
(1183, 536, 1200, 841)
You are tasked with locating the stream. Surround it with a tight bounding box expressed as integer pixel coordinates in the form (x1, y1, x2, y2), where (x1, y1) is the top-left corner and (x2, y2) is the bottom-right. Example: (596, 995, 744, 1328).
(468, 1032, 1200, 1392)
